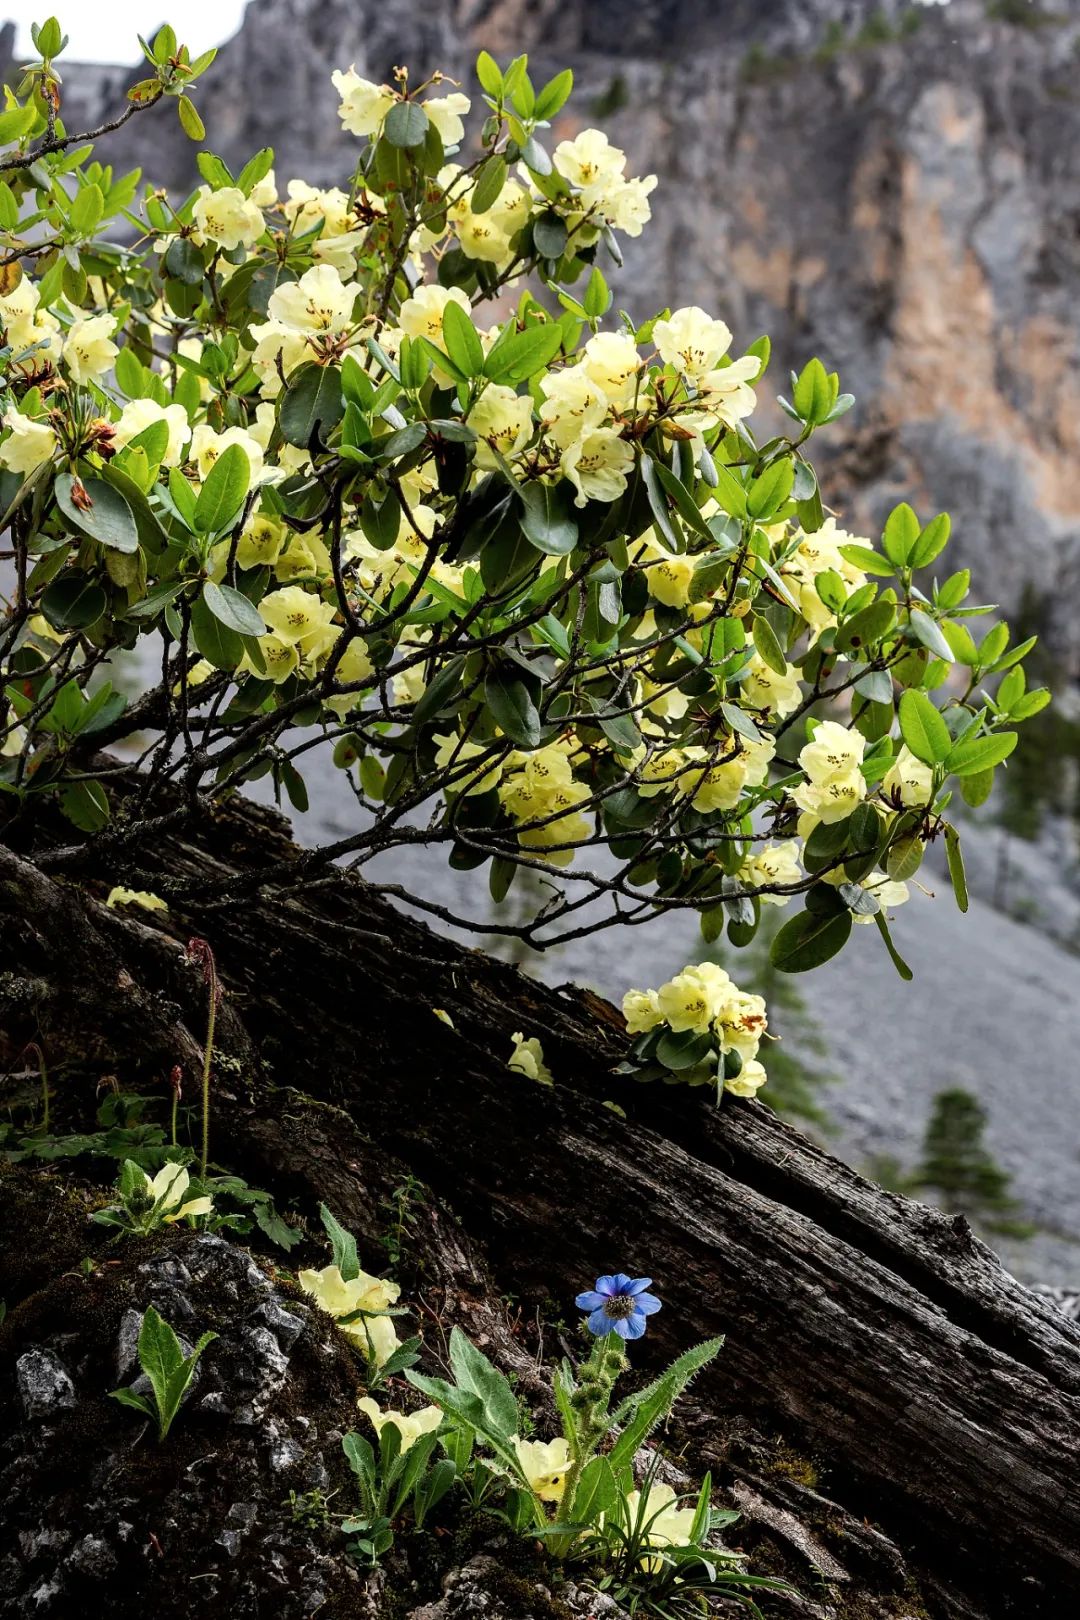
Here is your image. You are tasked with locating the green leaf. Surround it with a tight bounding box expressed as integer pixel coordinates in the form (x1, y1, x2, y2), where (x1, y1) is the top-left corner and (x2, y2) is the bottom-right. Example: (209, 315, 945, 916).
(484, 323, 564, 384)
(55, 474, 138, 553)
(319, 1203, 360, 1282)
(770, 907, 852, 973)
(189, 595, 244, 670)
(484, 670, 541, 748)
(751, 614, 787, 675)
(41, 574, 107, 630)
(944, 730, 1017, 777)
(60, 779, 109, 832)
(898, 689, 950, 765)
(0, 103, 36, 145)
(70, 182, 104, 237)
(203, 580, 265, 638)
(607, 1339, 723, 1472)
(909, 512, 951, 570)
(532, 211, 568, 259)
(882, 503, 919, 568)
(405, 1371, 522, 1477)
(193, 443, 250, 535)
(944, 824, 968, 914)
(874, 911, 913, 981)
(279, 362, 345, 448)
(448, 1327, 519, 1439)
(471, 155, 508, 215)
(746, 458, 794, 521)
(385, 101, 430, 148)
(178, 98, 205, 141)
(570, 1456, 619, 1527)
(908, 609, 954, 664)
(519, 479, 578, 554)
(441, 300, 485, 378)
(412, 656, 466, 726)
(475, 50, 503, 95)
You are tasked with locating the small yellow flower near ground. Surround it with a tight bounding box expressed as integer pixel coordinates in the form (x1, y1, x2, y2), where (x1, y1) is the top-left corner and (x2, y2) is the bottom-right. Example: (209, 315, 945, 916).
(622, 1482, 697, 1571)
(432, 1008, 455, 1028)
(106, 887, 168, 914)
(357, 1397, 443, 1452)
(298, 1262, 402, 1367)
(509, 1032, 553, 1085)
(513, 1435, 571, 1502)
(142, 1162, 214, 1222)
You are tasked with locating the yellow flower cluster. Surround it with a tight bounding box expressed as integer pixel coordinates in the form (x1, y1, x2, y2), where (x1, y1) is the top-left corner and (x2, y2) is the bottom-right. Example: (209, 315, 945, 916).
(498, 741, 591, 866)
(623, 961, 769, 1097)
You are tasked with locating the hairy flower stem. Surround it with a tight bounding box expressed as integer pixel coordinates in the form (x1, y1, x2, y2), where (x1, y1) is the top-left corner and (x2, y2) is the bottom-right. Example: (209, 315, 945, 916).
(187, 940, 219, 1179)
(27, 1042, 49, 1134)
(556, 1337, 628, 1539)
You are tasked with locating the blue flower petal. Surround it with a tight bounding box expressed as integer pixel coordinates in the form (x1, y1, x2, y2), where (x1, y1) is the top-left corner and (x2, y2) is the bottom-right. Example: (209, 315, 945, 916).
(624, 1277, 654, 1295)
(634, 1292, 662, 1315)
(588, 1306, 614, 1336)
(608, 1272, 634, 1294)
(593, 1275, 620, 1297)
(576, 1291, 607, 1311)
(615, 1312, 647, 1340)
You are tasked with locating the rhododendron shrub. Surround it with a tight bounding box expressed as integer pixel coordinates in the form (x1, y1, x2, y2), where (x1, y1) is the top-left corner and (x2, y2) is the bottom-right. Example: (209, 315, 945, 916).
(0, 23, 1048, 1094)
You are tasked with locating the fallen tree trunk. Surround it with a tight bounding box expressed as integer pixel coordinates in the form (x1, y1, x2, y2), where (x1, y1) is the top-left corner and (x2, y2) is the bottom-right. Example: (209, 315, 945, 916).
(3, 785, 1079, 1618)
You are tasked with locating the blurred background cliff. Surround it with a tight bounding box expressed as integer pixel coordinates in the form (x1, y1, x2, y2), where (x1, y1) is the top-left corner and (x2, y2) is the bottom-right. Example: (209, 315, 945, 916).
(3, 0, 1079, 1282)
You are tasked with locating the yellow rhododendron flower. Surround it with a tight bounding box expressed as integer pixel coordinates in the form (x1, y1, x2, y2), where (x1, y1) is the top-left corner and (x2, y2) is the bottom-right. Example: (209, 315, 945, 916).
(236, 514, 287, 571)
(513, 1436, 571, 1501)
(580, 330, 643, 408)
(725, 1057, 768, 1098)
(0, 407, 56, 474)
(259, 585, 339, 660)
(652, 305, 734, 379)
(267, 263, 360, 336)
(63, 314, 118, 383)
(331, 68, 396, 137)
(655, 962, 732, 1035)
(851, 870, 910, 923)
(740, 653, 802, 721)
(113, 398, 190, 466)
(467, 384, 534, 469)
(106, 886, 168, 914)
(623, 987, 664, 1034)
(561, 425, 635, 508)
(509, 1032, 553, 1085)
(357, 1397, 442, 1452)
(739, 840, 803, 905)
(793, 720, 868, 824)
(191, 184, 264, 250)
(423, 92, 470, 146)
(189, 423, 266, 482)
(883, 745, 934, 808)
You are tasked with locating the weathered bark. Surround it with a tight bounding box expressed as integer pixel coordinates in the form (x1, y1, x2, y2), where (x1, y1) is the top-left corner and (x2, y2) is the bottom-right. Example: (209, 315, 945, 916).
(3, 785, 1079, 1618)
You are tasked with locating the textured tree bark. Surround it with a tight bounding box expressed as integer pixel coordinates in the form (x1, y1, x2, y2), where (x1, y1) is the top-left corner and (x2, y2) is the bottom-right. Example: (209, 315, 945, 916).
(3, 785, 1079, 1618)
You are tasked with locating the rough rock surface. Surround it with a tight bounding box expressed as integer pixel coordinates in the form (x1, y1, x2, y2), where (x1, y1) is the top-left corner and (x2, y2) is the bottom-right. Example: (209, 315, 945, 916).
(0, 1203, 365, 1620)
(7, 0, 1079, 667)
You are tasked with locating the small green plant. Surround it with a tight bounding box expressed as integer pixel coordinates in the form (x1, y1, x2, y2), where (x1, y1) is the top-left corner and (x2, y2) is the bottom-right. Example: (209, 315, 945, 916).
(299, 1205, 421, 1388)
(587, 1457, 784, 1617)
(109, 1304, 216, 1440)
(340, 1419, 457, 1564)
(379, 1174, 427, 1267)
(91, 1156, 215, 1235)
(285, 1486, 336, 1531)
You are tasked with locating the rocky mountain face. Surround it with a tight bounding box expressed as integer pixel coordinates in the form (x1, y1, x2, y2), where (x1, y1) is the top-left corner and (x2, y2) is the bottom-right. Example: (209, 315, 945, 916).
(8, 0, 1080, 669)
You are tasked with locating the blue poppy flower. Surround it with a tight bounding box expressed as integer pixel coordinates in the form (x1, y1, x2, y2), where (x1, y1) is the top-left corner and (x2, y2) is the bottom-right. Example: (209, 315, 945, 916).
(575, 1273, 662, 1339)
